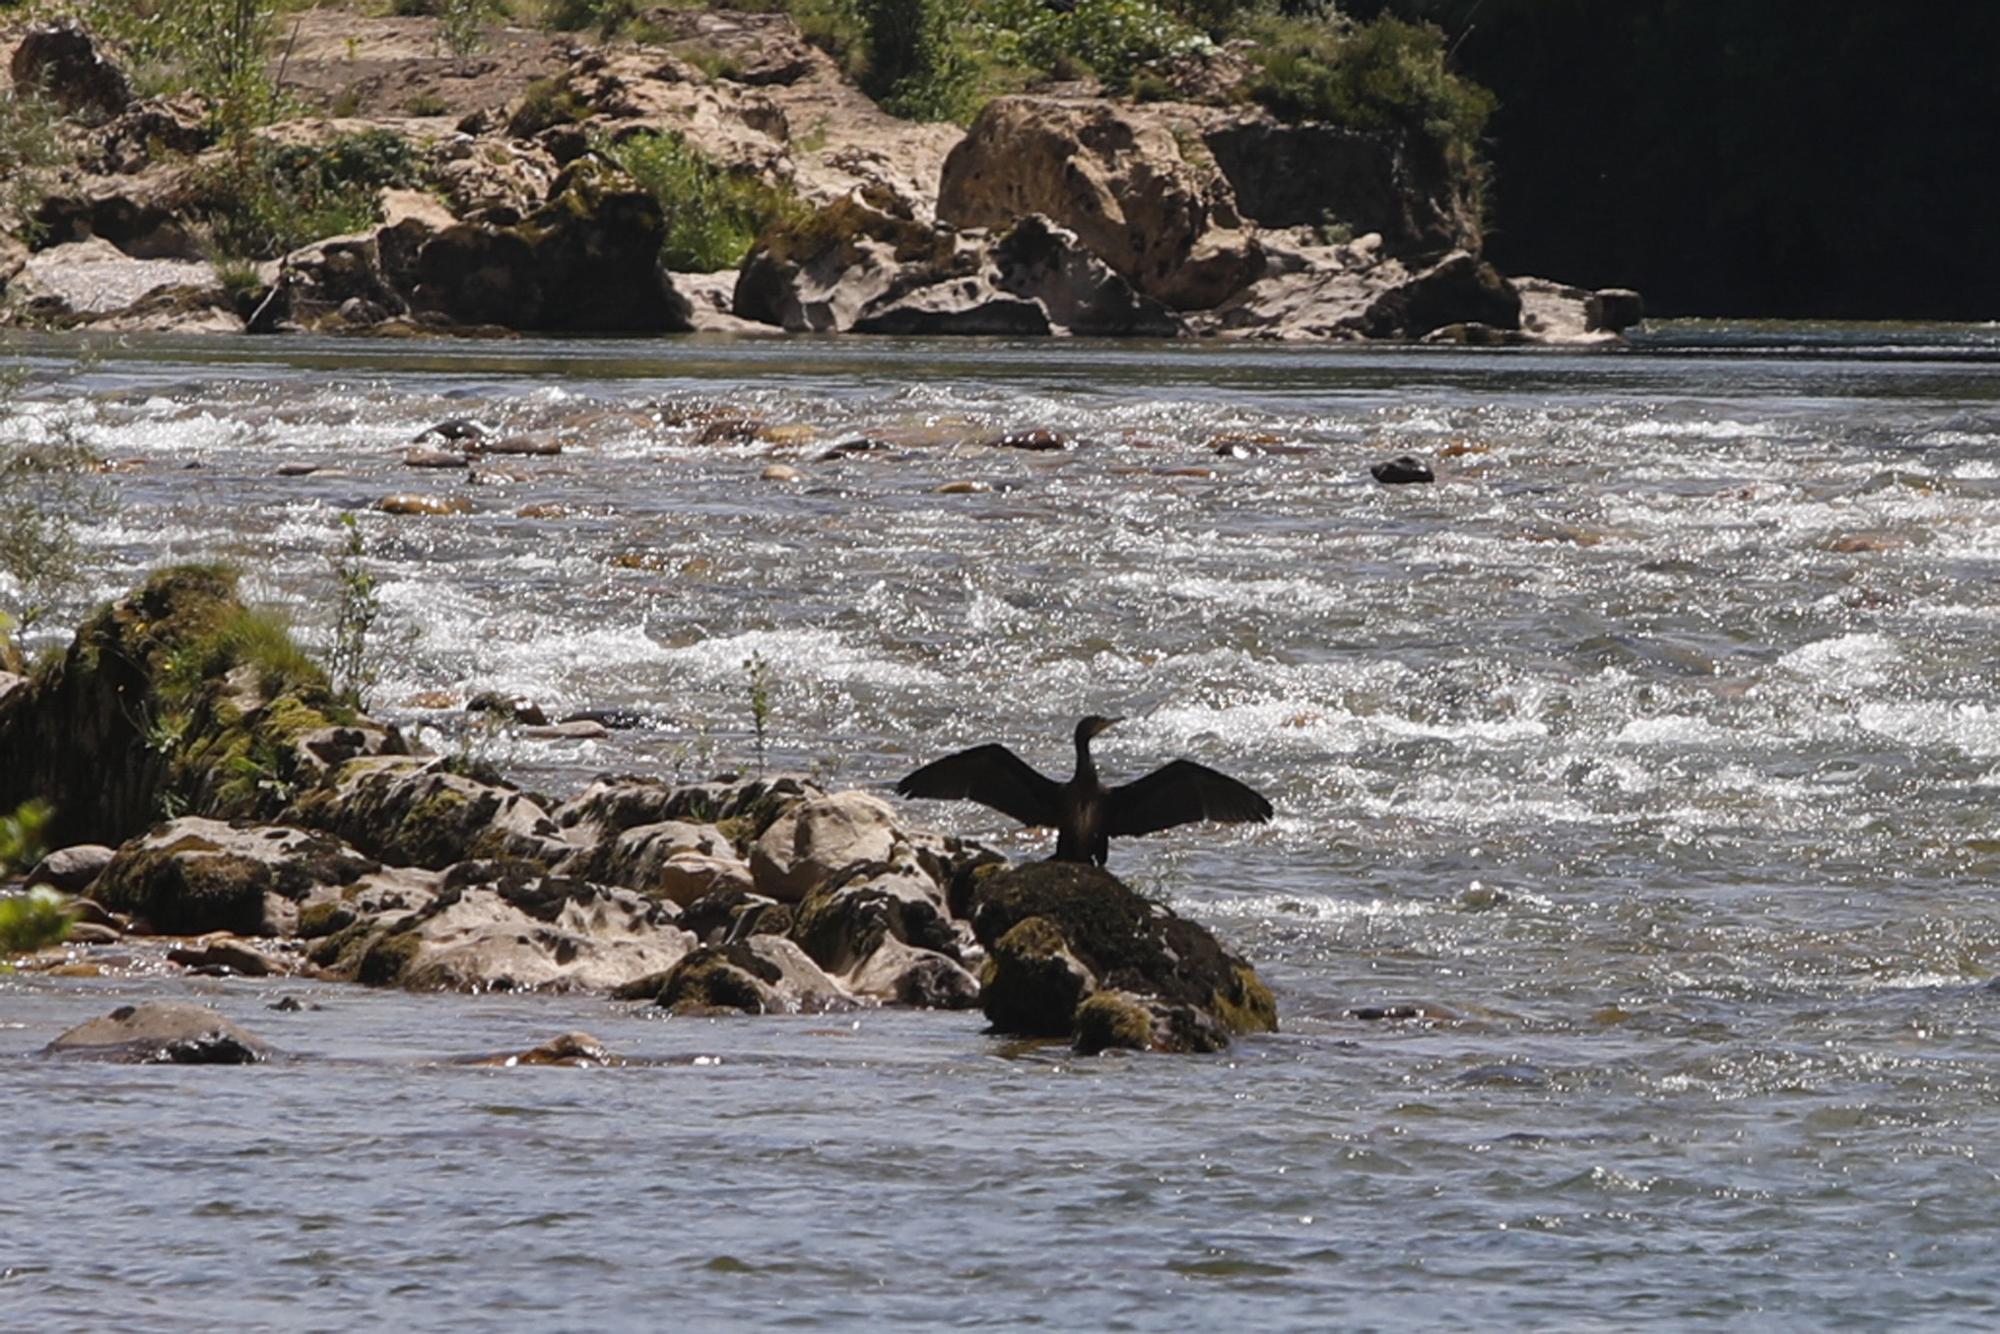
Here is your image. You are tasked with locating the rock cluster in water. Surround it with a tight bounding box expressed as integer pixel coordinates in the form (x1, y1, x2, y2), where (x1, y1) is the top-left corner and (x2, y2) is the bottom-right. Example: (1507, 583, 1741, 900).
(0, 15, 1639, 344)
(1, 569, 1277, 1055)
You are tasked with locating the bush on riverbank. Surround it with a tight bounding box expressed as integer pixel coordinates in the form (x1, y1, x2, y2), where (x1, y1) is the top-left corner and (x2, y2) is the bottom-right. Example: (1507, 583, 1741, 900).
(1244, 14, 1493, 190)
(202, 128, 424, 259)
(603, 129, 805, 272)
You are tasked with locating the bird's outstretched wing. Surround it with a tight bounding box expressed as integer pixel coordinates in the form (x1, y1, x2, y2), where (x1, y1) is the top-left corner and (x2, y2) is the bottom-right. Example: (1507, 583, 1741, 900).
(895, 744, 1065, 829)
(1104, 759, 1273, 837)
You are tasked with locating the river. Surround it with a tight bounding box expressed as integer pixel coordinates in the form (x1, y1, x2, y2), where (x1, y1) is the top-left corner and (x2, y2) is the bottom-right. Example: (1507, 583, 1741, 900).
(4, 326, 2000, 1327)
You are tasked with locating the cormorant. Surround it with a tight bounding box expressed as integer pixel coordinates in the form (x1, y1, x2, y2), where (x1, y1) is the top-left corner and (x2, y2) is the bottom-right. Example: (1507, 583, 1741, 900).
(894, 716, 1274, 865)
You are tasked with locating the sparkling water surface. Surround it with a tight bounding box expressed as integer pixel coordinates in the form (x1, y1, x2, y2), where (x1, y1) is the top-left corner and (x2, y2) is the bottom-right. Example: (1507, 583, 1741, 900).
(4, 329, 1999, 1328)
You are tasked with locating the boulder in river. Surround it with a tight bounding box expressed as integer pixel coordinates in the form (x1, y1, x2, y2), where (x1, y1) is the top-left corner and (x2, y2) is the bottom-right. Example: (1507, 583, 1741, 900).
(282, 756, 572, 871)
(317, 858, 697, 994)
(43, 1001, 272, 1064)
(970, 861, 1277, 1052)
(749, 790, 904, 903)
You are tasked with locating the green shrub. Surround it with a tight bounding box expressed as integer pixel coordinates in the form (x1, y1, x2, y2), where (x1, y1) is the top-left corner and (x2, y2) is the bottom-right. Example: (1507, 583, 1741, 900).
(0, 92, 66, 241)
(1246, 14, 1495, 169)
(1015, 0, 1205, 91)
(0, 400, 112, 653)
(0, 800, 53, 878)
(205, 128, 421, 259)
(789, 0, 867, 79)
(509, 75, 587, 137)
(857, 0, 976, 121)
(604, 129, 806, 272)
(83, 0, 284, 120)
(0, 886, 74, 954)
(325, 512, 381, 710)
(538, 0, 638, 37)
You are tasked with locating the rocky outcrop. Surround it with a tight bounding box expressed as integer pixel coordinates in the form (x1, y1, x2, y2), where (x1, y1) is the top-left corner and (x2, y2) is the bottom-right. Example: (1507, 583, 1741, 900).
(43, 1002, 272, 1064)
(937, 97, 1262, 310)
(403, 155, 691, 332)
(1200, 245, 1520, 342)
(1203, 117, 1479, 260)
(10, 21, 133, 123)
(0, 565, 400, 850)
(282, 756, 569, 870)
(317, 859, 698, 994)
(632, 935, 849, 1014)
(970, 862, 1277, 1053)
(10, 577, 1274, 1043)
(736, 194, 1179, 336)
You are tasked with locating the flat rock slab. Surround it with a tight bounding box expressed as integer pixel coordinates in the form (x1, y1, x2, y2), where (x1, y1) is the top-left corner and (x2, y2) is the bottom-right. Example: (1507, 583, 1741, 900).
(43, 1001, 274, 1064)
(18, 240, 216, 315)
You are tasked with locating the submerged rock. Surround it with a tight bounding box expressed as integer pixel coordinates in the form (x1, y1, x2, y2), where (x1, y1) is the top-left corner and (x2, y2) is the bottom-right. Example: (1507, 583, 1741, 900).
(471, 1031, 623, 1067)
(1370, 455, 1435, 485)
(970, 862, 1276, 1052)
(44, 1001, 272, 1064)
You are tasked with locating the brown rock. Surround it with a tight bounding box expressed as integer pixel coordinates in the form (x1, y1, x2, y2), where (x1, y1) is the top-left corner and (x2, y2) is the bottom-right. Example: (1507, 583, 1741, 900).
(937, 97, 1258, 309)
(749, 791, 903, 903)
(378, 494, 473, 516)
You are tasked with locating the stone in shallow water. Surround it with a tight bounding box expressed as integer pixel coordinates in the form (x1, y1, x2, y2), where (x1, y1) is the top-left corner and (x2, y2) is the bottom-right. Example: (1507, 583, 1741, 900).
(471, 1031, 622, 1067)
(1370, 455, 1434, 485)
(26, 844, 115, 893)
(378, 493, 474, 516)
(43, 1001, 273, 1064)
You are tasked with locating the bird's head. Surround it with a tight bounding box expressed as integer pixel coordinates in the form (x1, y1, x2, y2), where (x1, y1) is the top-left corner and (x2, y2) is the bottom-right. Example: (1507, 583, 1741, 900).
(1076, 714, 1123, 744)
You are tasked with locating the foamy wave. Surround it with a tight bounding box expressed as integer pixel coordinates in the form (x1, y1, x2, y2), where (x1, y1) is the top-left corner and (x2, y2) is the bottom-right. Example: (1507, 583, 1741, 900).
(1855, 701, 2000, 756)
(1612, 715, 1736, 747)
(1777, 633, 1902, 689)
(662, 627, 944, 689)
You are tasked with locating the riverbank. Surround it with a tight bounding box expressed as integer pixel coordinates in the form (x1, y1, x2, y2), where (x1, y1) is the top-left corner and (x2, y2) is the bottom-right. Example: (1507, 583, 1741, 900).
(0, 4, 1641, 344)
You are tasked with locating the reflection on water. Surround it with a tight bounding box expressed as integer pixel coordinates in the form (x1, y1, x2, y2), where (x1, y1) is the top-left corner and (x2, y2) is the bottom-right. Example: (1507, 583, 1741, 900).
(4, 329, 2000, 1326)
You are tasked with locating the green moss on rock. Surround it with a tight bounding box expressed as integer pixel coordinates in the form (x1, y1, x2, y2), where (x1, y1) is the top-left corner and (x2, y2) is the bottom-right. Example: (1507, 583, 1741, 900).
(979, 913, 1095, 1037)
(355, 929, 422, 987)
(971, 861, 1278, 1042)
(0, 566, 363, 849)
(92, 842, 270, 936)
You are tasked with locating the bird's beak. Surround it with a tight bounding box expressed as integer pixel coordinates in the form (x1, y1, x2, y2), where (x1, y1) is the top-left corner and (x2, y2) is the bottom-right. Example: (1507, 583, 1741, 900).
(1098, 716, 1124, 736)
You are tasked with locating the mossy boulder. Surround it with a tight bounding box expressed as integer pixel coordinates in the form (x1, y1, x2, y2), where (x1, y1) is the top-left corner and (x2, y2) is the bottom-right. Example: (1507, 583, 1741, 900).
(91, 816, 379, 936)
(971, 861, 1277, 1051)
(979, 914, 1096, 1037)
(1073, 989, 1232, 1056)
(0, 565, 395, 850)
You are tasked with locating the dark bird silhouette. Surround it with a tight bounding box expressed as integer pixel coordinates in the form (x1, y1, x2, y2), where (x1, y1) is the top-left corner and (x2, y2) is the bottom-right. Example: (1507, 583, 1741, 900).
(894, 715, 1274, 865)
